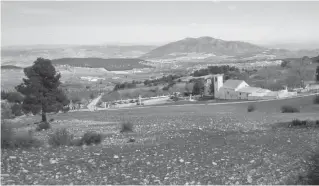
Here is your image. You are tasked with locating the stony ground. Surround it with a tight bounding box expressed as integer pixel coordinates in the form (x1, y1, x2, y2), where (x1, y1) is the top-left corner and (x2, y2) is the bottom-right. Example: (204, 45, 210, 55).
(1, 95, 319, 185)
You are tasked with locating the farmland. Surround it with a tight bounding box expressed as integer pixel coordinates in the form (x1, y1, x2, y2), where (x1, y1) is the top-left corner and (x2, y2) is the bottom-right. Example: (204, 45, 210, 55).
(1, 94, 319, 185)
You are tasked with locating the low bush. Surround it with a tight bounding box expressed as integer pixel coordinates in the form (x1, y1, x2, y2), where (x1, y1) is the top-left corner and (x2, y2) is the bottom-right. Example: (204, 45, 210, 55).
(291, 119, 307, 126)
(48, 128, 74, 147)
(314, 95, 319, 104)
(1, 103, 13, 119)
(281, 105, 300, 113)
(80, 131, 102, 145)
(120, 121, 134, 133)
(1, 122, 41, 149)
(62, 106, 70, 113)
(36, 122, 51, 131)
(247, 104, 256, 112)
(11, 103, 23, 116)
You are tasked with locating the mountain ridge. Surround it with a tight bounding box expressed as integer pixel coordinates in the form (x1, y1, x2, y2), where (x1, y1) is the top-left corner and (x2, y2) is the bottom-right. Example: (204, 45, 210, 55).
(141, 36, 319, 61)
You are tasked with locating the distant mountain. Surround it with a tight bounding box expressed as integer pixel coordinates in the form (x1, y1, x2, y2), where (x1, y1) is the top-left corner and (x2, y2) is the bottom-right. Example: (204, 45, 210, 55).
(51, 58, 153, 71)
(1, 65, 23, 70)
(141, 37, 266, 59)
(141, 36, 319, 61)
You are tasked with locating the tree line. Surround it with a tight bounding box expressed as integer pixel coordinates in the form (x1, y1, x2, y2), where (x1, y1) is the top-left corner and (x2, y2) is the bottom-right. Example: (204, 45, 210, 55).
(192, 65, 239, 77)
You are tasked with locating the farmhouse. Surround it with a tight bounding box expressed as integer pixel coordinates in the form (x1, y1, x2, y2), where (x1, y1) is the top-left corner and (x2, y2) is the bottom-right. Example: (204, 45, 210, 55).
(206, 74, 296, 100)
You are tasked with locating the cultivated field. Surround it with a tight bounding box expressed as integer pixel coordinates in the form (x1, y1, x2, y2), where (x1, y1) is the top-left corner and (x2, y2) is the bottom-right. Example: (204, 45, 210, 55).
(1, 95, 319, 185)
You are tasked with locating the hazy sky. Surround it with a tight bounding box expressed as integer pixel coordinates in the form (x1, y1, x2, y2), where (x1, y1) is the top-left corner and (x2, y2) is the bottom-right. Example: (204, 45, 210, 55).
(2, 1, 319, 47)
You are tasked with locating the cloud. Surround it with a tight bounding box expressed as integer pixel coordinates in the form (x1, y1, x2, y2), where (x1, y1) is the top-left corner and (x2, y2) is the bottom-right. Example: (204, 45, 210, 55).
(227, 5, 237, 11)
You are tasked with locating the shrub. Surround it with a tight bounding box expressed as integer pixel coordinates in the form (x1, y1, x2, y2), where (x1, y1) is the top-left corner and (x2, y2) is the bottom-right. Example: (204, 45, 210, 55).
(48, 128, 74, 147)
(247, 104, 256, 112)
(281, 105, 300, 113)
(80, 131, 102, 145)
(120, 121, 134, 133)
(11, 103, 23, 116)
(1, 122, 41, 149)
(36, 122, 51, 131)
(49, 118, 55, 122)
(62, 106, 70, 113)
(314, 95, 319, 104)
(316, 120, 319, 125)
(1, 102, 13, 119)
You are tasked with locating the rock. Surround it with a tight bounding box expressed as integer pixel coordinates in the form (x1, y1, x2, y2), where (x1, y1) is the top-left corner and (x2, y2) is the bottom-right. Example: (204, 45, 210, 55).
(247, 175, 252, 183)
(128, 138, 135, 143)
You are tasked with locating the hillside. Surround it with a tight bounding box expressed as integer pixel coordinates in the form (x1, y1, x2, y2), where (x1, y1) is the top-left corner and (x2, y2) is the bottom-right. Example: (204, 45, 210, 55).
(1, 45, 156, 67)
(51, 58, 153, 71)
(1, 65, 23, 70)
(141, 36, 319, 61)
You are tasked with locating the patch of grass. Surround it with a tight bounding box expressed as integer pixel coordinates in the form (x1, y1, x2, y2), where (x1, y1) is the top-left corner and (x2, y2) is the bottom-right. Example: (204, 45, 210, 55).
(120, 121, 134, 133)
(281, 105, 300, 113)
(1, 121, 41, 149)
(314, 95, 319, 104)
(80, 131, 102, 146)
(247, 104, 256, 112)
(48, 128, 74, 147)
(36, 122, 51, 131)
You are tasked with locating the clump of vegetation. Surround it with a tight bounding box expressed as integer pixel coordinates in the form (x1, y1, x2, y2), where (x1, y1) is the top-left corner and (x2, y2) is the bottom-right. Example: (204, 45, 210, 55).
(291, 119, 307, 126)
(36, 122, 51, 131)
(1, 122, 41, 149)
(11, 103, 23, 116)
(281, 105, 300, 113)
(247, 104, 256, 112)
(48, 128, 74, 147)
(80, 131, 102, 145)
(1, 101, 14, 119)
(314, 95, 319, 104)
(120, 121, 134, 133)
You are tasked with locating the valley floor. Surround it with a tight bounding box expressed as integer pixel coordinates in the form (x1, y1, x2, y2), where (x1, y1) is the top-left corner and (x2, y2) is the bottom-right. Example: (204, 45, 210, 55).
(1, 95, 319, 184)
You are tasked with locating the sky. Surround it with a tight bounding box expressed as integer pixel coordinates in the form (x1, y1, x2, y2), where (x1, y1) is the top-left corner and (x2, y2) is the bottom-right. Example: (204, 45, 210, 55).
(2, 1, 319, 47)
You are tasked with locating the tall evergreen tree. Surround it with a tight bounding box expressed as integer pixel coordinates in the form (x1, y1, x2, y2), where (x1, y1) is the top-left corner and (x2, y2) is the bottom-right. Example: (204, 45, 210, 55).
(16, 58, 69, 122)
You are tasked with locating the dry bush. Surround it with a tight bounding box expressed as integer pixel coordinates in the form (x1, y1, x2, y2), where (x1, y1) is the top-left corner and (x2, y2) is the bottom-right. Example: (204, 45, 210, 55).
(120, 121, 134, 133)
(247, 104, 256, 112)
(80, 131, 102, 145)
(281, 105, 300, 113)
(48, 128, 74, 147)
(1, 121, 41, 149)
(36, 122, 51, 131)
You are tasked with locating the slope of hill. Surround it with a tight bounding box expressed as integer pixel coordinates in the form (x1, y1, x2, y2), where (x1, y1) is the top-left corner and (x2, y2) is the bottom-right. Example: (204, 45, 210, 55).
(1, 44, 157, 67)
(141, 36, 319, 61)
(51, 58, 153, 71)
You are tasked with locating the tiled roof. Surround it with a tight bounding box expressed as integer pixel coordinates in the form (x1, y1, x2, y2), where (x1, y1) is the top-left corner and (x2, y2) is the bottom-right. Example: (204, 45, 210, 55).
(223, 80, 246, 89)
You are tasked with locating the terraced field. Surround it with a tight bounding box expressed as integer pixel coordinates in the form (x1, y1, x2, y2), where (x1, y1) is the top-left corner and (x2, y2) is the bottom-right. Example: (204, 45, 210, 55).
(1, 95, 319, 185)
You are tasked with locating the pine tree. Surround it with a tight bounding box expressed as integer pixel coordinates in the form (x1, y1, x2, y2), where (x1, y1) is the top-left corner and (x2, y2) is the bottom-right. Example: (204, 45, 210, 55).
(16, 58, 69, 122)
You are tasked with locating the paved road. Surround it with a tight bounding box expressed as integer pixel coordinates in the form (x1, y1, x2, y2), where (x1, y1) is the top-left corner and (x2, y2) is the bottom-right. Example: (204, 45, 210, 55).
(72, 92, 319, 112)
(87, 93, 104, 111)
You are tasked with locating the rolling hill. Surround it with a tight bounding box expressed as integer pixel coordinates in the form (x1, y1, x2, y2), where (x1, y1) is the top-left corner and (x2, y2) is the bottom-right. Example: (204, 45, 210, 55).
(141, 36, 319, 61)
(51, 58, 153, 71)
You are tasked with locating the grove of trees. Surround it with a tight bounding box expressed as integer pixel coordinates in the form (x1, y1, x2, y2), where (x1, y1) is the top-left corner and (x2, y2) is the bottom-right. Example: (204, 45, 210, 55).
(192, 65, 239, 77)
